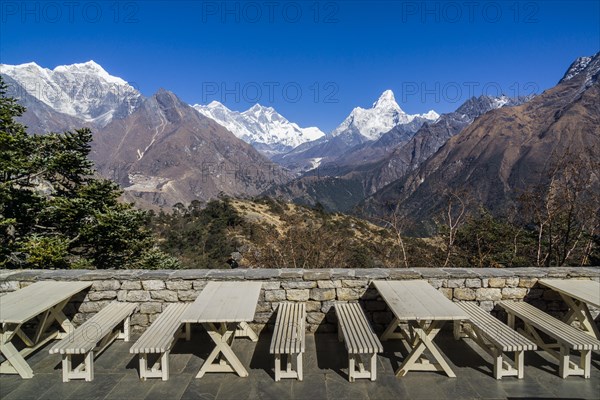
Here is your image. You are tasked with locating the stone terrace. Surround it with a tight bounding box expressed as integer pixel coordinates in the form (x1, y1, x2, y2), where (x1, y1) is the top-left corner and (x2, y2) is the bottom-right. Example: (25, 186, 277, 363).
(0, 330, 599, 400)
(1, 267, 599, 399)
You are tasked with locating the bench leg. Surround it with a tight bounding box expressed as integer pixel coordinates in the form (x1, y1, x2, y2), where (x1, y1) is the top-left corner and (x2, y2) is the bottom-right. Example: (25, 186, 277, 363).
(117, 315, 131, 342)
(347, 353, 377, 382)
(161, 352, 169, 381)
(493, 348, 503, 380)
(274, 354, 281, 382)
(85, 352, 94, 381)
(370, 354, 377, 381)
(139, 354, 148, 381)
(62, 355, 71, 383)
(297, 353, 303, 382)
(580, 350, 591, 379)
(515, 350, 524, 379)
(62, 352, 94, 382)
(559, 346, 570, 379)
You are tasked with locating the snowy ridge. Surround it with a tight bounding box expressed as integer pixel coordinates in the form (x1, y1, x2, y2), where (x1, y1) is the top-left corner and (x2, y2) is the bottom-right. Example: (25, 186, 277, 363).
(331, 90, 439, 140)
(193, 101, 325, 153)
(559, 56, 593, 83)
(0, 60, 142, 126)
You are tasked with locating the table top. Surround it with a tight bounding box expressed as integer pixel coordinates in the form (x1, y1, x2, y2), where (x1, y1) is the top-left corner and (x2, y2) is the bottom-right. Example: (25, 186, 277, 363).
(0, 281, 92, 324)
(180, 281, 262, 323)
(373, 280, 469, 321)
(539, 279, 600, 308)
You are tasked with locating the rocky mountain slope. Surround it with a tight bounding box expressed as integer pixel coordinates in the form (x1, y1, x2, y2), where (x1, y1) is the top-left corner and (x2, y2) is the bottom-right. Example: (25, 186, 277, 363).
(92, 89, 291, 208)
(266, 94, 529, 212)
(366, 52, 600, 230)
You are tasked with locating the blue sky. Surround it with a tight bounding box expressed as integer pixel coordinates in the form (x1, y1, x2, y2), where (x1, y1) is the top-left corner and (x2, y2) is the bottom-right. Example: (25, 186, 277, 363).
(1, 1, 599, 131)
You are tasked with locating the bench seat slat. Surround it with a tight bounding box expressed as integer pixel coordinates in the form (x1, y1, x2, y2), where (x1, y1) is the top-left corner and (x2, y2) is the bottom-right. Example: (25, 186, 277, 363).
(270, 302, 306, 382)
(458, 302, 537, 352)
(335, 302, 382, 382)
(500, 301, 600, 351)
(49, 302, 137, 354)
(130, 303, 189, 354)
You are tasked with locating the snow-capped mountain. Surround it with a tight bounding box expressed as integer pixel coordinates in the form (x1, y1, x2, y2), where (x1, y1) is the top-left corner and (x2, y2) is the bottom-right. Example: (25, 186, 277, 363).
(0, 61, 142, 127)
(559, 56, 593, 83)
(193, 101, 325, 157)
(331, 90, 439, 140)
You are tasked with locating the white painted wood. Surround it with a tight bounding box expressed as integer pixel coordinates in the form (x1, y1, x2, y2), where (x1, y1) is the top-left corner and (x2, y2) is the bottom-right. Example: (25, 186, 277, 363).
(49, 302, 136, 382)
(500, 300, 600, 379)
(270, 302, 306, 381)
(456, 302, 537, 379)
(181, 282, 262, 379)
(373, 281, 469, 321)
(540, 279, 600, 339)
(540, 279, 600, 308)
(0, 281, 92, 379)
(335, 303, 382, 382)
(130, 303, 190, 381)
(374, 280, 468, 378)
(0, 282, 92, 324)
(180, 282, 262, 323)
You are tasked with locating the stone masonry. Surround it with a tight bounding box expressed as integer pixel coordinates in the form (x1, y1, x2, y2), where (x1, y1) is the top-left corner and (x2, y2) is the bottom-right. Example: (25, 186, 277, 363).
(0, 267, 599, 334)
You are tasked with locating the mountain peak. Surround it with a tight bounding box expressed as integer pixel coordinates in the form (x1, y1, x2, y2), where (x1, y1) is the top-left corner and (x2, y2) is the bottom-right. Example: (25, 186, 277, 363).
(207, 100, 225, 108)
(52, 60, 127, 85)
(373, 90, 401, 111)
(193, 102, 325, 154)
(559, 52, 600, 84)
(0, 60, 142, 124)
(246, 103, 275, 113)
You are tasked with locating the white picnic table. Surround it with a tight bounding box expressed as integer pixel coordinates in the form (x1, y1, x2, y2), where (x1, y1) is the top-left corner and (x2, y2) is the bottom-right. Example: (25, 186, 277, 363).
(373, 280, 469, 378)
(0, 281, 92, 378)
(539, 279, 600, 339)
(180, 281, 262, 378)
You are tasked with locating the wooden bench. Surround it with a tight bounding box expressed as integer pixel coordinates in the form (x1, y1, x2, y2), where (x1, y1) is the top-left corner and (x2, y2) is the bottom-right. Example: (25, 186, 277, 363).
(500, 301, 600, 378)
(454, 302, 537, 379)
(269, 302, 305, 381)
(49, 302, 137, 382)
(334, 302, 383, 382)
(130, 303, 191, 381)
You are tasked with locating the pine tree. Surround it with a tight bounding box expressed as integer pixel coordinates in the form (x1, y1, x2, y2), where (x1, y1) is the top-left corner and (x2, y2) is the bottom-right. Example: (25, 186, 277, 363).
(0, 77, 179, 269)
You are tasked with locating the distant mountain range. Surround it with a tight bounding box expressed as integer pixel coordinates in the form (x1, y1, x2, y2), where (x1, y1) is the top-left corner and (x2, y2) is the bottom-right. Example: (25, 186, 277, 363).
(265, 94, 531, 211)
(273, 90, 439, 173)
(193, 101, 325, 157)
(1, 61, 142, 128)
(364, 52, 600, 232)
(2, 53, 598, 222)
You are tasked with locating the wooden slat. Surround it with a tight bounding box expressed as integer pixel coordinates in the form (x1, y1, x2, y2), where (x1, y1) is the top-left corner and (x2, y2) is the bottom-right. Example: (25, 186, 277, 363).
(130, 304, 189, 354)
(335, 303, 382, 354)
(270, 302, 305, 355)
(373, 280, 468, 321)
(0, 282, 92, 324)
(180, 282, 261, 323)
(49, 302, 137, 354)
(499, 301, 600, 351)
(539, 279, 600, 308)
(457, 302, 537, 352)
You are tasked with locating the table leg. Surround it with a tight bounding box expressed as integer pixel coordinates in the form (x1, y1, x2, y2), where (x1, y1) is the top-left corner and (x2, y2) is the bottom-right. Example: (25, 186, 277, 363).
(559, 295, 600, 339)
(47, 299, 76, 339)
(0, 325, 34, 379)
(396, 320, 456, 378)
(381, 317, 403, 341)
(196, 322, 249, 378)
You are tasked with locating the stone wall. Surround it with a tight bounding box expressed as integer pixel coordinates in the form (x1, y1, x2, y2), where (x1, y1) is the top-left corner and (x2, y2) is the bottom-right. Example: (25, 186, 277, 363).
(1, 267, 599, 334)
